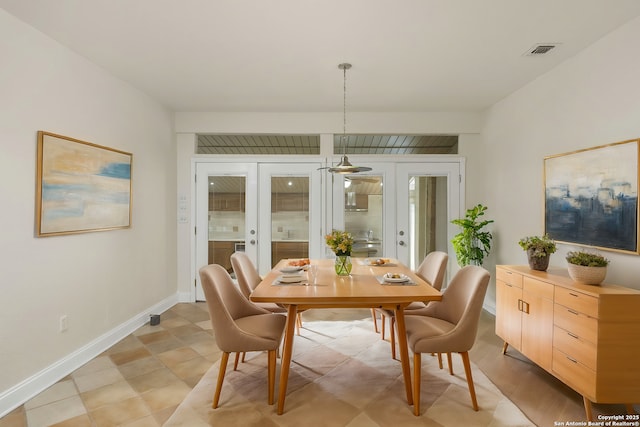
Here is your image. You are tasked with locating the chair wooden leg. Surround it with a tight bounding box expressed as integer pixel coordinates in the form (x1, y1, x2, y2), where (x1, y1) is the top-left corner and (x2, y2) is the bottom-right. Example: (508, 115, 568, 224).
(268, 349, 276, 405)
(371, 308, 379, 333)
(295, 313, 302, 335)
(213, 352, 230, 409)
(381, 314, 386, 340)
(437, 352, 443, 369)
(390, 316, 396, 360)
(460, 351, 479, 411)
(241, 352, 246, 363)
(413, 352, 421, 416)
(233, 352, 241, 371)
(447, 353, 454, 375)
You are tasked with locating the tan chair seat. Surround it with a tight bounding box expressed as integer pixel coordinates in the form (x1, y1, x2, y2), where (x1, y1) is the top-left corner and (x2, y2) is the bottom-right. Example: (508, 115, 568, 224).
(236, 314, 287, 343)
(405, 316, 456, 352)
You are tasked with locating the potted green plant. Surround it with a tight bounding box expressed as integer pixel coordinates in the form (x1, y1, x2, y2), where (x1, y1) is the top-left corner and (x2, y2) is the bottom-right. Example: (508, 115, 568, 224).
(518, 235, 556, 271)
(566, 250, 610, 285)
(451, 204, 494, 267)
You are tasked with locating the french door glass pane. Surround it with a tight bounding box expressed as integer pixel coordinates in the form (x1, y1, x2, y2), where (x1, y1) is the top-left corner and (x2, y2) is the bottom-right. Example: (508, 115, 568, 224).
(270, 176, 309, 267)
(408, 176, 448, 270)
(208, 176, 246, 274)
(344, 175, 384, 258)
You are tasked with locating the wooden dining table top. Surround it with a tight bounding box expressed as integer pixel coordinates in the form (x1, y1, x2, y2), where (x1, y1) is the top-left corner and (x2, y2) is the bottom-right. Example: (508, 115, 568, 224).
(251, 257, 442, 308)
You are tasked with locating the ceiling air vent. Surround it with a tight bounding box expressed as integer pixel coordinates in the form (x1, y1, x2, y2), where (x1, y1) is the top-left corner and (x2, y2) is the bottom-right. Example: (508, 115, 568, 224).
(524, 44, 558, 56)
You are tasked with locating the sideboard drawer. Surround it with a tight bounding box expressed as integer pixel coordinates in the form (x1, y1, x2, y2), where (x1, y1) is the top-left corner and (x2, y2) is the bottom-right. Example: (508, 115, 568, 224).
(554, 304, 598, 344)
(553, 325, 597, 370)
(496, 268, 523, 288)
(553, 348, 596, 397)
(555, 286, 598, 318)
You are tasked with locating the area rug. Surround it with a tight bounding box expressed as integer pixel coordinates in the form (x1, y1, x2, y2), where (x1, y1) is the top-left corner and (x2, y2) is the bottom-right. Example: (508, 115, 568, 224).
(164, 319, 534, 426)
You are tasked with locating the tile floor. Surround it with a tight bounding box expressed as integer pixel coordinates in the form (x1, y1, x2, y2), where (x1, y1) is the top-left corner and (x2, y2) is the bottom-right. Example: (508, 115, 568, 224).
(0, 303, 219, 427)
(2, 303, 636, 426)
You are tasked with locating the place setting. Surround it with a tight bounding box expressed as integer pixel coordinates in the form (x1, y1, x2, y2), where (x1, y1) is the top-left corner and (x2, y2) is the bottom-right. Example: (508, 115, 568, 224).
(376, 272, 417, 286)
(273, 263, 318, 286)
(360, 257, 396, 267)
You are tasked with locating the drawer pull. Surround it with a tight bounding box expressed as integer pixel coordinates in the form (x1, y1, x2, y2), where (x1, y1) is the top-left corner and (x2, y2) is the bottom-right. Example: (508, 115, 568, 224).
(522, 301, 530, 314)
(505, 283, 513, 288)
(518, 299, 523, 311)
(569, 292, 579, 297)
(567, 309, 579, 315)
(567, 331, 579, 339)
(566, 355, 578, 364)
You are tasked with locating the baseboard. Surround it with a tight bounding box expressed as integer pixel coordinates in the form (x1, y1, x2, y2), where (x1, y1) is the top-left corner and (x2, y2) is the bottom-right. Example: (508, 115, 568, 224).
(0, 293, 179, 418)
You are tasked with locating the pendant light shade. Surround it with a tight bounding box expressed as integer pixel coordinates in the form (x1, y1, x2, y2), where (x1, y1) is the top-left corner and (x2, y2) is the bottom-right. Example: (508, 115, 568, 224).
(328, 63, 372, 174)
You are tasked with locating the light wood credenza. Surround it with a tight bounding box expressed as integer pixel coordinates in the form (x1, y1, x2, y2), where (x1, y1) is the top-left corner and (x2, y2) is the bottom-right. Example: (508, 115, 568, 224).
(496, 265, 640, 420)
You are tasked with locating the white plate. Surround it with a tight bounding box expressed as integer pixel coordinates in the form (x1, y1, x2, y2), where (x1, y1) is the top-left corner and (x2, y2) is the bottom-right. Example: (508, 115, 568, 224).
(278, 274, 305, 283)
(364, 258, 393, 266)
(383, 273, 409, 283)
(280, 266, 303, 273)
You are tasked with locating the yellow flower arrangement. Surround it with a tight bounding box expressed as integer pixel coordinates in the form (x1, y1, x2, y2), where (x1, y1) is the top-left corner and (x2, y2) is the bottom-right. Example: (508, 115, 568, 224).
(324, 229, 354, 256)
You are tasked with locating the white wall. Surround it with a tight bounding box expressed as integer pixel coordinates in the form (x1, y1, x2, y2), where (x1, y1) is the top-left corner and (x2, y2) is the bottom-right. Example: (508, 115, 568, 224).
(0, 10, 176, 413)
(481, 16, 640, 299)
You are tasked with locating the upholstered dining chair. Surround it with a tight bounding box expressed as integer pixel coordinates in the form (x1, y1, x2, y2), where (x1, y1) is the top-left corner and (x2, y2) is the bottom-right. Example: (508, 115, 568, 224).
(404, 265, 490, 415)
(199, 264, 286, 408)
(373, 251, 448, 359)
(230, 252, 303, 336)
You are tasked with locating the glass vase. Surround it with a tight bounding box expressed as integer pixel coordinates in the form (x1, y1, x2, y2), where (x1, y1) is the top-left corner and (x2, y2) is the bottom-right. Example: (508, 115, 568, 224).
(334, 255, 352, 276)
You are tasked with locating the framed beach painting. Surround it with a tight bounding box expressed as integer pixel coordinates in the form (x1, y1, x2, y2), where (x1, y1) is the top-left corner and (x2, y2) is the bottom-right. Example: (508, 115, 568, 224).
(544, 139, 639, 254)
(36, 131, 133, 237)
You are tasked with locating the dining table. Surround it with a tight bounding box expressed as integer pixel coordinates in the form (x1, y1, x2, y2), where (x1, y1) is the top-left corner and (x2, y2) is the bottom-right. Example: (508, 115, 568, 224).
(250, 257, 443, 414)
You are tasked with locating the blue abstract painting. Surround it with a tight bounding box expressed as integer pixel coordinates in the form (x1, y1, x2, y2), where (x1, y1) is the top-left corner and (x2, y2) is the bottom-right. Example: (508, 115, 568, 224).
(544, 140, 638, 253)
(36, 132, 132, 236)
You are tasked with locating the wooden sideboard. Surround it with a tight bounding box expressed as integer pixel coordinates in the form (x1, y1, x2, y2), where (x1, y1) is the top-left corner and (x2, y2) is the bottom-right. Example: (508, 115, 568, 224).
(496, 265, 640, 420)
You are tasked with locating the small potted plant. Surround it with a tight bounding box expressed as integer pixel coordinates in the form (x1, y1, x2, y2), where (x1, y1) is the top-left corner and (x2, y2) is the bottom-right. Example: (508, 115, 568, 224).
(518, 235, 556, 271)
(566, 250, 610, 285)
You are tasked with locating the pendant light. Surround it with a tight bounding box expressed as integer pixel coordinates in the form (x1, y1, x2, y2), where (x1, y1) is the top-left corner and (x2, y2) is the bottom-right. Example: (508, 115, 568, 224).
(328, 63, 372, 174)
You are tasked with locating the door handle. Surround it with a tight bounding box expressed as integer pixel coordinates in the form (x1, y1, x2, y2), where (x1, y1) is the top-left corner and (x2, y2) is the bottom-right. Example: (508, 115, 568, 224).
(250, 239, 256, 245)
(398, 241, 405, 246)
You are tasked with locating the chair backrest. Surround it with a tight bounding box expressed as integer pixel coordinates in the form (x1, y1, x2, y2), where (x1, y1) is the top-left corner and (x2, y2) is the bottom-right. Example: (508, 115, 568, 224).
(199, 264, 269, 351)
(230, 252, 262, 299)
(415, 251, 449, 291)
(423, 265, 490, 351)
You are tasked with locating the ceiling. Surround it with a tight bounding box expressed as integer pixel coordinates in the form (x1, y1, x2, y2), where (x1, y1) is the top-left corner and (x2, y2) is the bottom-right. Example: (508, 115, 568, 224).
(3, 1, 640, 113)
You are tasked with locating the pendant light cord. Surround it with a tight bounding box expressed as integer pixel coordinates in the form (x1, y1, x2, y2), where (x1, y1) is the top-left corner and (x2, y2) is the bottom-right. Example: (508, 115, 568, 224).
(339, 63, 351, 156)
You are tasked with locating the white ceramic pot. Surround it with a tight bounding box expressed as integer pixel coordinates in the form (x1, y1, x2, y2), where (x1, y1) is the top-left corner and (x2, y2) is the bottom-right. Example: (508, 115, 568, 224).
(567, 263, 607, 285)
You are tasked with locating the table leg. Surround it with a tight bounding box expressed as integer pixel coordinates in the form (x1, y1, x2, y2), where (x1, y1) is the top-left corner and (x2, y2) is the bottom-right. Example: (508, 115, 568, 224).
(394, 305, 414, 406)
(276, 304, 298, 415)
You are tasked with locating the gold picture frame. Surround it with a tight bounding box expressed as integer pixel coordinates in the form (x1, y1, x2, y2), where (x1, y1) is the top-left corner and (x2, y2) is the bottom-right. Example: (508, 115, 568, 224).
(36, 131, 133, 237)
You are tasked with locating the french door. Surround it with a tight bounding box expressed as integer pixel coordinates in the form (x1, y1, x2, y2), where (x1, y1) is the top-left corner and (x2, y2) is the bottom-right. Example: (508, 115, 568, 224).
(196, 159, 462, 300)
(195, 162, 257, 301)
(195, 161, 322, 300)
(395, 162, 461, 273)
(331, 161, 461, 273)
